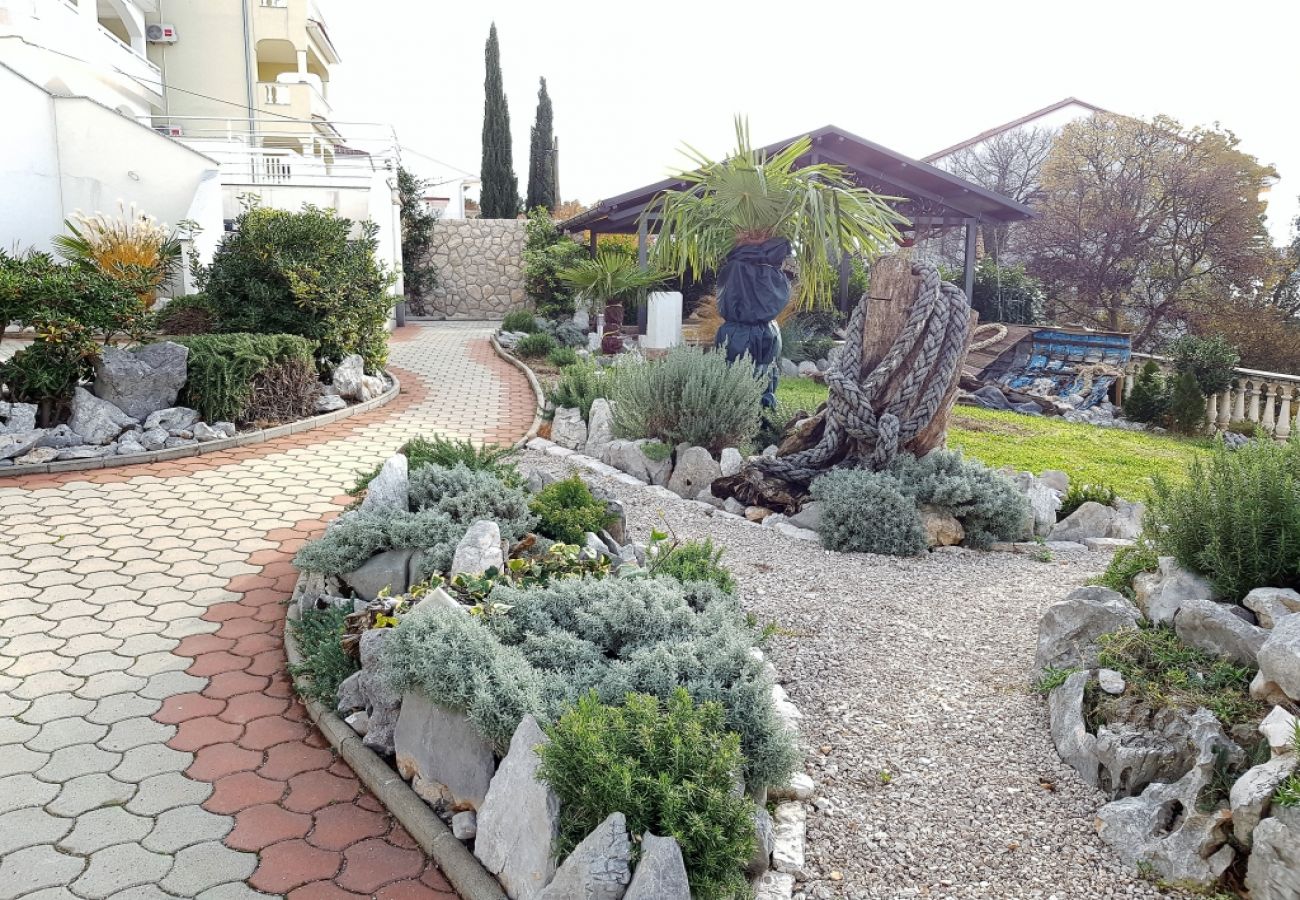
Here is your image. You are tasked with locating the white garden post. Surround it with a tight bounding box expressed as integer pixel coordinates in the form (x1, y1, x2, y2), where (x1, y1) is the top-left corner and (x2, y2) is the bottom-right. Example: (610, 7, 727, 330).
(642, 291, 683, 351)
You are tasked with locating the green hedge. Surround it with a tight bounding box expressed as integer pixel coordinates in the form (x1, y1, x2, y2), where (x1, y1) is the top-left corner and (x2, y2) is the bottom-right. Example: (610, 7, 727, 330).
(170, 333, 317, 424)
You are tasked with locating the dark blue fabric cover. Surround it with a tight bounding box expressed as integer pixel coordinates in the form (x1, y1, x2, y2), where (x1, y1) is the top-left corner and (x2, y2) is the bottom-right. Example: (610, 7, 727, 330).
(714, 238, 790, 407)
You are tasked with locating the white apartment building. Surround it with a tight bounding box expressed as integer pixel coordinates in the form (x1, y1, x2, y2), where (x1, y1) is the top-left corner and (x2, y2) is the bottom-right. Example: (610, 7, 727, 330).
(0, 0, 400, 295)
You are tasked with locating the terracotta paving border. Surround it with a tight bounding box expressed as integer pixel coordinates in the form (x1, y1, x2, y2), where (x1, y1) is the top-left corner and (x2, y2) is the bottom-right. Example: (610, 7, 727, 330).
(157, 513, 458, 899)
(0, 323, 534, 899)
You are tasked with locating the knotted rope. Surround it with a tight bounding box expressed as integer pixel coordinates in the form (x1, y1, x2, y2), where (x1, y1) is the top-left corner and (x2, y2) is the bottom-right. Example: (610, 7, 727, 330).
(755, 262, 972, 484)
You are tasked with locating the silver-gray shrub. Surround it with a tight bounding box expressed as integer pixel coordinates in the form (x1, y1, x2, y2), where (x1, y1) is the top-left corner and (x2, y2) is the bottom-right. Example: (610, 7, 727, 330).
(407, 462, 535, 542)
(809, 470, 928, 556)
(293, 509, 466, 577)
(885, 449, 1028, 549)
(381, 575, 797, 790)
(610, 345, 766, 454)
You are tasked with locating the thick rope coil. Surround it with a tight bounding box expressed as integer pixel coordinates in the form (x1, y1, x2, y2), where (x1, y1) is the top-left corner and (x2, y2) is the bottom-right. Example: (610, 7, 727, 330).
(754, 261, 972, 485)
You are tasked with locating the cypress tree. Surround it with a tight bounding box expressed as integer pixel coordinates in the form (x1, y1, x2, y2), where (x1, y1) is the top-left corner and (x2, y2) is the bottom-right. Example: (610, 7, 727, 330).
(480, 23, 518, 219)
(526, 77, 556, 213)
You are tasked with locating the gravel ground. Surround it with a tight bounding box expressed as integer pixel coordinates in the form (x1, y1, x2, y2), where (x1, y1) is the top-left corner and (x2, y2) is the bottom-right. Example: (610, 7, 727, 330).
(522, 450, 1186, 900)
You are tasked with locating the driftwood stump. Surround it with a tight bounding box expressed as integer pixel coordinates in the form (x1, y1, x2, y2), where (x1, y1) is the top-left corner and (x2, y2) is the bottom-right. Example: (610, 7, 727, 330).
(713, 254, 975, 512)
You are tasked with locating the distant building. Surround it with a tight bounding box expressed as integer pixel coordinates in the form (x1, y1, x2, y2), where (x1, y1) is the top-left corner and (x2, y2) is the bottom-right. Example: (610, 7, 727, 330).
(923, 97, 1108, 170)
(0, 0, 401, 295)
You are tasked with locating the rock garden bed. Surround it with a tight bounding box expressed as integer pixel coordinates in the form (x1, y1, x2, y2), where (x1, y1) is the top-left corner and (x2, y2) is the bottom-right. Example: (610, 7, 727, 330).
(1033, 437, 1300, 897)
(0, 341, 395, 474)
(287, 437, 815, 900)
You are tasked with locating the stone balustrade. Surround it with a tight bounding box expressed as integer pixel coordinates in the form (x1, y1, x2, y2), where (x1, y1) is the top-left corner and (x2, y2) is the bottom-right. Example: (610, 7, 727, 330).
(1121, 354, 1300, 439)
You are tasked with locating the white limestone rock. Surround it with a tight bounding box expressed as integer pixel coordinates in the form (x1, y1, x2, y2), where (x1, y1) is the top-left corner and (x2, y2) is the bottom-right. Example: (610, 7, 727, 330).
(1034, 586, 1141, 673)
(0, 401, 37, 433)
(584, 398, 614, 456)
(551, 406, 588, 450)
(624, 832, 690, 900)
(0, 429, 43, 461)
(537, 812, 630, 900)
(191, 422, 224, 443)
(450, 520, 504, 577)
(34, 424, 82, 449)
(1246, 807, 1300, 900)
(1174, 598, 1268, 666)
(1135, 556, 1218, 625)
(1049, 501, 1116, 542)
(719, 447, 744, 477)
(451, 811, 478, 841)
(1244, 587, 1300, 630)
(1257, 614, 1300, 701)
(666, 445, 721, 499)
(474, 716, 561, 900)
(14, 446, 58, 466)
(144, 407, 200, 433)
(1230, 753, 1298, 846)
(771, 801, 807, 878)
(92, 341, 188, 419)
(394, 692, 496, 812)
(332, 354, 385, 401)
(1260, 706, 1299, 754)
(359, 453, 409, 515)
(69, 387, 137, 445)
(315, 393, 348, 413)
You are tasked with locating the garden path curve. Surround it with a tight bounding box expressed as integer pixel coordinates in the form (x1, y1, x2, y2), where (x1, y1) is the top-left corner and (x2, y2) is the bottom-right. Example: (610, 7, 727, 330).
(0, 323, 533, 900)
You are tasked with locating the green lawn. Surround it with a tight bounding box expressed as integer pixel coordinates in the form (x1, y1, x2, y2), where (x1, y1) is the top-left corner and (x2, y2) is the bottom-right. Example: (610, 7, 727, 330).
(773, 378, 1212, 500)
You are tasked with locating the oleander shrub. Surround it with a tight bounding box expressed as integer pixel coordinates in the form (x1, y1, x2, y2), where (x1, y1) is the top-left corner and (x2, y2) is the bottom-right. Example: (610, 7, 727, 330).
(516, 332, 558, 359)
(884, 450, 1029, 549)
(610, 345, 766, 454)
(154, 294, 216, 335)
(407, 463, 535, 543)
(810, 470, 927, 556)
(1122, 361, 1170, 424)
(537, 690, 756, 900)
(546, 360, 615, 420)
(547, 346, 579, 368)
(651, 538, 736, 594)
(381, 576, 798, 789)
(1147, 438, 1300, 600)
(530, 475, 613, 545)
(170, 333, 318, 425)
(293, 508, 467, 579)
(1059, 483, 1118, 520)
(199, 204, 396, 370)
(501, 309, 538, 333)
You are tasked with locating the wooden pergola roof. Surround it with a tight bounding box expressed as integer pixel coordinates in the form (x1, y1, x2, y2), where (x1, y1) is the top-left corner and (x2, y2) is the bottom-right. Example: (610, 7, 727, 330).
(558, 124, 1035, 237)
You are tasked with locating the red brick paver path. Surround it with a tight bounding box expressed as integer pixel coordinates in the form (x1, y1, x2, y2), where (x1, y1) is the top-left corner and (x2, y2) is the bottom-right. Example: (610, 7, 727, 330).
(0, 324, 533, 899)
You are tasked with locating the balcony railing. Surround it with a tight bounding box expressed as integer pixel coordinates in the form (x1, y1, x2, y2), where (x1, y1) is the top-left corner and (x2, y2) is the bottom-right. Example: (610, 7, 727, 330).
(1122, 355, 1300, 440)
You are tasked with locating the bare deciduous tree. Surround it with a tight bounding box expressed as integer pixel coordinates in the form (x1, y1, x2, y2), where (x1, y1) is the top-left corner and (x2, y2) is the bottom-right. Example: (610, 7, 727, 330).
(944, 126, 1056, 261)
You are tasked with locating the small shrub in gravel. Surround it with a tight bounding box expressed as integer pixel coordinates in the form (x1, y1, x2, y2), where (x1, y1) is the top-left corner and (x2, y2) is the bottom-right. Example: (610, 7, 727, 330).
(884, 450, 1029, 549)
(516, 332, 558, 359)
(1089, 544, 1159, 599)
(501, 310, 538, 333)
(810, 470, 927, 556)
(530, 475, 613, 544)
(352, 436, 518, 496)
(547, 346, 579, 368)
(610, 345, 766, 454)
(381, 576, 797, 789)
(651, 538, 736, 594)
(408, 463, 535, 542)
(537, 690, 756, 900)
(545, 360, 614, 420)
(1059, 483, 1118, 520)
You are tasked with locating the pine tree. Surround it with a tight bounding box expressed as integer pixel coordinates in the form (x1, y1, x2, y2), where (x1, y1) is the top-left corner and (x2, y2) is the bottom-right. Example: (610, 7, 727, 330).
(526, 77, 556, 213)
(479, 23, 518, 219)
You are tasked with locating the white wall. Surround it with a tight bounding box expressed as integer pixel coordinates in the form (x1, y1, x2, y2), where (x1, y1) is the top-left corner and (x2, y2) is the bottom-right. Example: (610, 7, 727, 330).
(0, 64, 222, 258)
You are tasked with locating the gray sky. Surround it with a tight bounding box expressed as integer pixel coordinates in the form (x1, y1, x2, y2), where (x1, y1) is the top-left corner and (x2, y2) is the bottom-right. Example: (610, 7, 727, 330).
(323, 0, 1298, 245)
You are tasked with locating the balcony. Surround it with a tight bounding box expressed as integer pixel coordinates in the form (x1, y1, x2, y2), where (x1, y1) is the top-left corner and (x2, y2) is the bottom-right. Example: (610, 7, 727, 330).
(259, 77, 330, 120)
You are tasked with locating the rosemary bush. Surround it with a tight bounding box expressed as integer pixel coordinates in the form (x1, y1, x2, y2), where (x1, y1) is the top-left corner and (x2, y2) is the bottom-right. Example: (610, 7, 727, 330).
(545, 360, 615, 420)
(651, 538, 736, 594)
(537, 690, 755, 900)
(1147, 439, 1300, 600)
(610, 345, 765, 454)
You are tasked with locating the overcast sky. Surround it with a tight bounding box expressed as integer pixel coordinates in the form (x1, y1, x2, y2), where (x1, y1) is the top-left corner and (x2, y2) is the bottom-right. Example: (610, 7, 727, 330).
(322, 0, 1298, 245)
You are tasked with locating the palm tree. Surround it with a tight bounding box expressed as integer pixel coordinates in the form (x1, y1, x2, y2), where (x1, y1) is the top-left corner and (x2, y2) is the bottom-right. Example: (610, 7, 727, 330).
(559, 250, 665, 327)
(646, 118, 907, 310)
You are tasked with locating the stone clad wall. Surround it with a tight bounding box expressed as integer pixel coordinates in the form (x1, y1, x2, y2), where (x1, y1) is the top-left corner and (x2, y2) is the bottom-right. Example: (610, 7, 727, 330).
(414, 219, 528, 320)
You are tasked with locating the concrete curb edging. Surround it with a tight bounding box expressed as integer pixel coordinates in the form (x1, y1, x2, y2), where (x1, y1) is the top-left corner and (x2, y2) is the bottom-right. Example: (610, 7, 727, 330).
(488, 335, 544, 449)
(283, 589, 506, 900)
(0, 372, 403, 478)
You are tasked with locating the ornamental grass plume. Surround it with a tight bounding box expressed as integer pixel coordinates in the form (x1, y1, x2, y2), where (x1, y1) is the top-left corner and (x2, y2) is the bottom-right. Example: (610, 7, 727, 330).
(53, 201, 181, 307)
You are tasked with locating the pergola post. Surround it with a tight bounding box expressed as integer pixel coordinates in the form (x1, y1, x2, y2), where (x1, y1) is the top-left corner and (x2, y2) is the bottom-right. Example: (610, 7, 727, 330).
(962, 218, 978, 302)
(837, 250, 853, 313)
(636, 216, 648, 269)
(588, 229, 597, 255)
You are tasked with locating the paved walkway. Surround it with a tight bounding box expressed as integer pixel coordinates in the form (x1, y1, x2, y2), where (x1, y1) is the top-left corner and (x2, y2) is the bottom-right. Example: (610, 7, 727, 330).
(0, 324, 534, 900)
